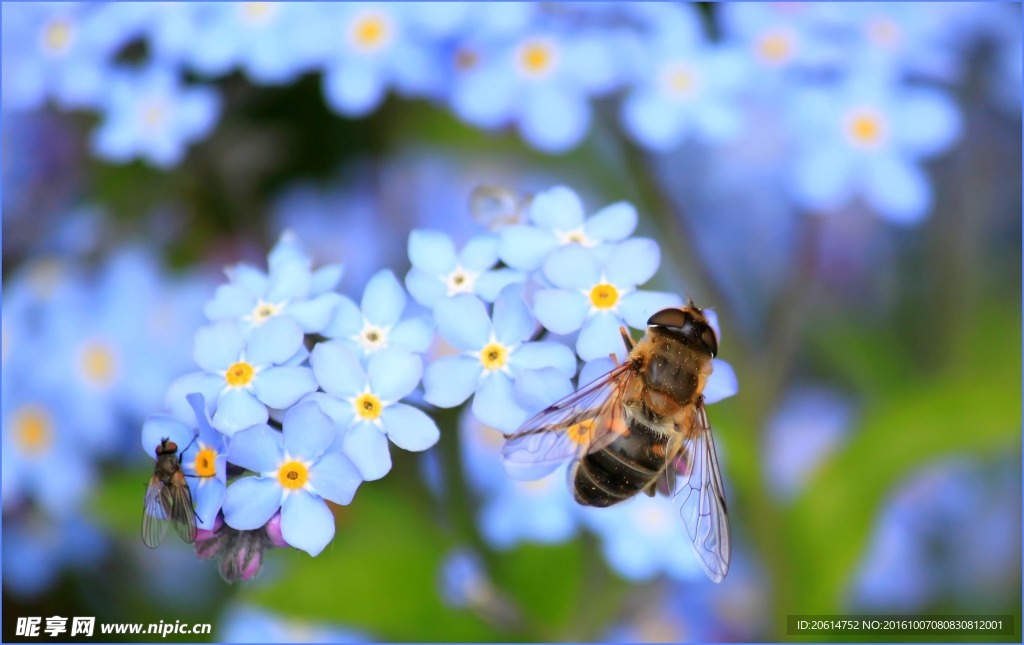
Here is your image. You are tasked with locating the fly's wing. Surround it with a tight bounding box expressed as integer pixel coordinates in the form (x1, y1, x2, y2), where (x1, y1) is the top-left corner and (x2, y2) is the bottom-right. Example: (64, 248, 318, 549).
(142, 476, 172, 549)
(670, 401, 731, 583)
(501, 362, 634, 481)
(168, 472, 198, 544)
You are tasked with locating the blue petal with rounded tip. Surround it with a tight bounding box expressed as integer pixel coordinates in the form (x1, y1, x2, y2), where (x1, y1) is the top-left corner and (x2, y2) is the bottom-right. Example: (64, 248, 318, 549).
(309, 450, 362, 504)
(510, 341, 577, 377)
(228, 264, 267, 296)
(247, 315, 304, 366)
(367, 348, 422, 401)
(164, 372, 224, 423)
(223, 476, 282, 530)
(381, 403, 440, 451)
(321, 294, 362, 339)
(424, 355, 482, 408)
(283, 401, 336, 461)
(212, 388, 268, 436)
(193, 478, 225, 531)
(576, 312, 624, 362)
(281, 490, 335, 556)
(492, 284, 535, 345)
(390, 316, 434, 353)
(475, 268, 526, 302)
(311, 341, 366, 398)
(579, 356, 620, 387)
(472, 372, 528, 434)
(542, 245, 599, 290)
(408, 230, 456, 274)
(266, 257, 312, 302)
(300, 392, 355, 430)
(287, 292, 343, 333)
(513, 367, 574, 416)
(204, 284, 255, 321)
(458, 234, 500, 272)
(618, 291, 682, 330)
(362, 269, 406, 326)
(704, 359, 738, 404)
(498, 225, 557, 271)
(343, 422, 392, 480)
(604, 238, 661, 288)
(533, 289, 589, 335)
(194, 321, 244, 372)
(434, 294, 491, 351)
(311, 263, 344, 295)
(252, 366, 317, 410)
(141, 415, 193, 458)
(529, 186, 585, 231)
(585, 201, 637, 242)
(405, 267, 447, 308)
(227, 424, 282, 473)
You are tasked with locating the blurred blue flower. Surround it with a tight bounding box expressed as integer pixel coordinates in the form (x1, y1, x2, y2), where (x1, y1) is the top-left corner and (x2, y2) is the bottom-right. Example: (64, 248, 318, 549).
(718, 3, 834, 80)
(322, 269, 433, 357)
(309, 343, 439, 481)
(788, 74, 961, 224)
(439, 547, 489, 609)
(423, 286, 576, 433)
(2, 512, 106, 599)
(532, 240, 680, 361)
(497, 186, 637, 272)
(90, 66, 221, 168)
(167, 318, 317, 435)
(219, 603, 369, 643)
(205, 230, 343, 335)
(406, 230, 524, 308)
(221, 401, 362, 556)
(621, 5, 748, 151)
(312, 3, 442, 116)
(141, 394, 229, 530)
(763, 386, 853, 501)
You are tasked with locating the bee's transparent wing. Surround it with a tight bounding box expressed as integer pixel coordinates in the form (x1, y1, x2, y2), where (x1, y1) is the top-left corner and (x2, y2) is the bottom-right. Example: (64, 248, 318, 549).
(670, 402, 731, 583)
(501, 362, 634, 481)
(168, 472, 198, 544)
(142, 477, 172, 549)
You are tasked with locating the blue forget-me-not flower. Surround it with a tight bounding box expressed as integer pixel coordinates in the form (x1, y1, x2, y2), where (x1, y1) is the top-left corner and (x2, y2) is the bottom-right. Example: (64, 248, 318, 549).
(405, 230, 524, 308)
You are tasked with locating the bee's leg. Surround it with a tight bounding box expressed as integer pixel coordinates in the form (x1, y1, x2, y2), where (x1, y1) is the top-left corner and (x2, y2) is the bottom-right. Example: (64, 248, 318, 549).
(619, 326, 634, 352)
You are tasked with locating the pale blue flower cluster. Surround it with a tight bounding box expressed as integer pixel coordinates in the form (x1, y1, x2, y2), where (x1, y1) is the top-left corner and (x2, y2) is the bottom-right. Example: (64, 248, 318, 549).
(4, 2, 1014, 221)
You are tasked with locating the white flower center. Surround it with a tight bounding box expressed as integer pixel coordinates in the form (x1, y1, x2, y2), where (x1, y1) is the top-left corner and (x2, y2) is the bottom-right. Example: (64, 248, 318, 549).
(554, 227, 596, 248)
(442, 266, 479, 296)
(247, 300, 284, 325)
(355, 322, 390, 353)
(659, 61, 701, 100)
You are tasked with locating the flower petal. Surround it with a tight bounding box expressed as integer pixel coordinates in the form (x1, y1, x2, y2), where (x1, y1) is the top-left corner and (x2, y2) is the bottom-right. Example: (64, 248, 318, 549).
(529, 186, 585, 231)
(266, 258, 312, 303)
(281, 490, 335, 556)
(321, 294, 362, 339)
(246, 315, 304, 367)
(343, 422, 392, 481)
(510, 341, 577, 378)
(513, 367, 574, 415)
(542, 244, 600, 290)
(140, 415, 193, 458)
(283, 401, 336, 461)
(475, 268, 527, 302)
(704, 359, 738, 404)
(862, 154, 930, 225)
(212, 388, 269, 436)
(300, 392, 355, 429)
(228, 424, 283, 473)
(472, 373, 529, 433)
(223, 477, 282, 530)
(533, 289, 589, 335)
(194, 321, 244, 372)
(408, 229, 456, 274)
(309, 450, 362, 504)
(390, 316, 434, 354)
(367, 348, 422, 402)
(405, 267, 447, 308)
(492, 284, 535, 345)
(310, 341, 366, 398)
(193, 479, 225, 531)
(204, 284, 256, 321)
(433, 294, 491, 350)
(618, 290, 684, 330)
(458, 234, 500, 272)
(252, 366, 318, 410)
(603, 238, 661, 288)
(381, 403, 440, 452)
(362, 269, 406, 327)
(287, 292, 343, 334)
(165, 372, 225, 424)
(585, 201, 637, 242)
(576, 312, 624, 362)
(498, 225, 558, 271)
(423, 355, 482, 408)
(311, 263, 344, 294)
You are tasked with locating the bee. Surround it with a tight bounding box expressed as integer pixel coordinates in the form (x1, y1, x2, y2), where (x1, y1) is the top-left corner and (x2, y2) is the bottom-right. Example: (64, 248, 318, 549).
(501, 303, 731, 582)
(142, 437, 199, 549)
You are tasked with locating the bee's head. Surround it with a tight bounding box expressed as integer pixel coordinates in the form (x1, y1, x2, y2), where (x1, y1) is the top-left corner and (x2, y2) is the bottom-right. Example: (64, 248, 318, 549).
(156, 438, 178, 456)
(647, 306, 719, 357)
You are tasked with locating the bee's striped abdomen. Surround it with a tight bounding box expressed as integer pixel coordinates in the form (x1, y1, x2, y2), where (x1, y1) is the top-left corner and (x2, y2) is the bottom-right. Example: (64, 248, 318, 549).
(571, 415, 669, 507)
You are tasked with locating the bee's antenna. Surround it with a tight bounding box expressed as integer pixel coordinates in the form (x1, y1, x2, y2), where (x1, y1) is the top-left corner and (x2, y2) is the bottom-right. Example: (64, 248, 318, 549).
(684, 290, 697, 309)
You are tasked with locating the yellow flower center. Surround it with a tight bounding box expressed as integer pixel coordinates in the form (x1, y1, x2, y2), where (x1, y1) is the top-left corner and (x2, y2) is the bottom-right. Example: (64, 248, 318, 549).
(517, 38, 556, 78)
(11, 405, 53, 457)
(225, 361, 255, 387)
(845, 108, 887, 148)
(354, 392, 383, 421)
(479, 342, 508, 371)
(241, 2, 276, 23)
(79, 340, 118, 388)
(567, 419, 594, 445)
(589, 284, 619, 309)
(250, 300, 280, 324)
(662, 62, 698, 98)
(42, 19, 73, 55)
(350, 11, 391, 53)
(277, 460, 309, 490)
(193, 447, 218, 478)
(756, 31, 794, 65)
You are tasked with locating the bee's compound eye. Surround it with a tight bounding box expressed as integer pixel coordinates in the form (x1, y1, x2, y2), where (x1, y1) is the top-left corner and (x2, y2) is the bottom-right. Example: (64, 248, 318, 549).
(647, 308, 687, 329)
(701, 327, 719, 357)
